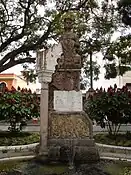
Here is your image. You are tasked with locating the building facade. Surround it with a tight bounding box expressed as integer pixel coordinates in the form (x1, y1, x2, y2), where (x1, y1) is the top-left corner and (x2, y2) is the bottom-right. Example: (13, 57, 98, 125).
(0, 73, 39, 92)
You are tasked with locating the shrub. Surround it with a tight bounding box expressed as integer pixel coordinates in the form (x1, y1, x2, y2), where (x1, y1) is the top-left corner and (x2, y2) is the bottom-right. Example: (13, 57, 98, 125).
(85, 84, 131, 135)
(0, 86, 40, 132)
(121, 167, 131, 175)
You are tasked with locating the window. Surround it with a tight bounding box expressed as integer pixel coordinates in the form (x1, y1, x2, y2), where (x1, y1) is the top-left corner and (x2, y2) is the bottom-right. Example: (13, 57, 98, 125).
(0, 82, 6, 93)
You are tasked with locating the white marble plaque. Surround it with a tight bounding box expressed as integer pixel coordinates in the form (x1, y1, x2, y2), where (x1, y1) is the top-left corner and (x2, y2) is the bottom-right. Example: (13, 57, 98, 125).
(54, 91, 83, 112)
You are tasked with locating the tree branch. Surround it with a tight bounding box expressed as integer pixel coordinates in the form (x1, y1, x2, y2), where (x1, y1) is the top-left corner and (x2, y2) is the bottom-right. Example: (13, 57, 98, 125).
(1, 0, 9, 22)
(57, 0, 89, 12)
(0, 22, 52, 67)
(0, 0, 33, 53)
(77, 0, 89, 9)
(0, 57, 36, 73)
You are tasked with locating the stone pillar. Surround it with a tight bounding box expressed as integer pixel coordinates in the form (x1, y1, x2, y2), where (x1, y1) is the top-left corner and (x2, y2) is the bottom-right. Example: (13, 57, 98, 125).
(40, 82, 49, 153)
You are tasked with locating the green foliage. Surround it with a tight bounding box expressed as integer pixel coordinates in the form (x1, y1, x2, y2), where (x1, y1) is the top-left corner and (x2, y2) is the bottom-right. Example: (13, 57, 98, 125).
(103, 0, 131, 79)
(38, 165, 68, 174)
(0, 160, 24, 172)
(0, 0, 53, 72)
(83, 60, 100, 81)
(21, 64, 37, 84)
(2, 0, 131, 83)
(121, 167, 131, 175)
(94, 133, 131, 147)
(118, 0, 131, 26)
(104, 63, 117, 79)
(0, 86, 40, 132)
(0, 160, 68, 174)
(104, 161, 131, 175)
(85, 84, 131, 135)
(105, 35, 131, 65)
(0, 132, 40, 146)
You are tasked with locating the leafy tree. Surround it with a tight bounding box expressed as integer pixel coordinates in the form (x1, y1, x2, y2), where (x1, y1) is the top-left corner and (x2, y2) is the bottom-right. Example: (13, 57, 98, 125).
(0, 0, 52, 72)
(118, 0, 131, 26)
(103, 0, 131, 79)
(84, 84, 131, 135)
(103, 35, 131, 79)
(0, 86, 40, 132)
(0, 0, 96, 73)
(21, 0, 121, 87)
(2, 0, 129, 86)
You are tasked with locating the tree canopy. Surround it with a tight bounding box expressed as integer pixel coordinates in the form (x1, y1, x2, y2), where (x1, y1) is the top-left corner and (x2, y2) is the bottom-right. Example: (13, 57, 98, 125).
(0, 0, 96, 72)
(1, 0, 131, 85)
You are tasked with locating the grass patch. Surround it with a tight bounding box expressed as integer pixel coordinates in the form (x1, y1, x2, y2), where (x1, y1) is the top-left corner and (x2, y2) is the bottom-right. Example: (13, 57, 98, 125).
(104, 161, 131, 175)
(0, 160, 131, 175)
(0, 131, 40, 146)
(0, 160, 24, 172)
(38, 164, 68, 174)
(0, 161, 68, 174)
(94, 132, 131, 147)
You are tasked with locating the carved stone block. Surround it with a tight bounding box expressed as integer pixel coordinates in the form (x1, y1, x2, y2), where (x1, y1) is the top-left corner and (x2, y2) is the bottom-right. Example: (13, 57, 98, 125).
(48, 111, 93, 139)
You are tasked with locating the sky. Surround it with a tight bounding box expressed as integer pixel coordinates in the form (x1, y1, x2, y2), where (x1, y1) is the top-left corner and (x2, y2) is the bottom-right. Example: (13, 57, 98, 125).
(2, 0, 127, 90)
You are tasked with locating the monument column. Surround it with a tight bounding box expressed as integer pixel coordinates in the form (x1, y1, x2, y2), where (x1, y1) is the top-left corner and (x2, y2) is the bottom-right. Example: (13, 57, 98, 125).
(40, 82, 49, 153)
(36, 46, 62, 154)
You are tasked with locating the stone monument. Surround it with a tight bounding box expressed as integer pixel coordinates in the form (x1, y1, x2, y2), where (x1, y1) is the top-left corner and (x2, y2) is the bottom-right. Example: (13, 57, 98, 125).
(36, 16, 99, 162)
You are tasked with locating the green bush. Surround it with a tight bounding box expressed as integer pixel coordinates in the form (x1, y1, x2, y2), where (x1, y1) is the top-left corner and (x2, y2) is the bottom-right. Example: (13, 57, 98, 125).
(94, 133, 131, 147)
(85, 84, 131, 135)
(121, 167, 131, 175)
(0, 86, 40, 132)
(0, 132, 40, 146)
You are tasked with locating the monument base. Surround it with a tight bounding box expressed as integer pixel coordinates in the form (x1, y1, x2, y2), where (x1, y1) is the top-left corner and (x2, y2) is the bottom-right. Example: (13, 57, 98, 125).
(47, 139, 99, 163)
(47, 111, 99, 163)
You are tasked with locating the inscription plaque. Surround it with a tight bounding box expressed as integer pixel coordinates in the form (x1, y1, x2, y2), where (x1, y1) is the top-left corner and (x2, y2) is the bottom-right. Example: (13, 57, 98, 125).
(54, 91, 83, 112)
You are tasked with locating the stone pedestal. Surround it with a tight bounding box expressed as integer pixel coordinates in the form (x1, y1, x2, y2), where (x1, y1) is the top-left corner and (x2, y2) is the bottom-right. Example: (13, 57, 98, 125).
(48, 91, 99, 163)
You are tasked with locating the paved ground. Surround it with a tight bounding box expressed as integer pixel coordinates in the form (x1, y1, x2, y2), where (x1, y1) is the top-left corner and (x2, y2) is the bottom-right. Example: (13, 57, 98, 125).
(0, 121, 130, 133)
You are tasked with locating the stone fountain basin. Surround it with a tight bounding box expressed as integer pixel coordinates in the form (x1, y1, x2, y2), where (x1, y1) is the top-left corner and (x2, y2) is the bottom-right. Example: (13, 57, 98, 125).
(0, 143, 38, 160)
(0, 142, 130, 175)
(0, 142, 131, 161)
(0, 158, 131, 175)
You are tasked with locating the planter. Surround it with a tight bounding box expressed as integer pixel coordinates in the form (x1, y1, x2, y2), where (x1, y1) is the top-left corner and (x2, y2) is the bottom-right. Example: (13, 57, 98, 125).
(96, 143, 131, 160)
(0, 143, 39, 159)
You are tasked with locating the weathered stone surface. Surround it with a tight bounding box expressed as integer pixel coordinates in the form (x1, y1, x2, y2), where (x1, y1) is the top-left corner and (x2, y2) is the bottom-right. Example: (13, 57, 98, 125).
(36, 43, 63, 73)
(48, 139, 95, 147)
(49, 71, 81, 109)
(51, 71, 80, 91)
(47, 142, 100, 163)
(48, 112, 92, 139)
(74, 146, 100, 163)
(54, 91, 82, 112)
(59, 17, 82, 69)
(48, 17, 82, 110)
